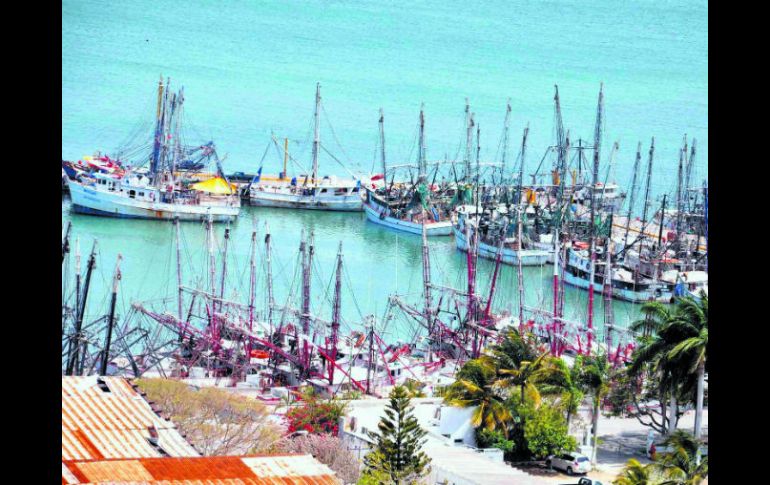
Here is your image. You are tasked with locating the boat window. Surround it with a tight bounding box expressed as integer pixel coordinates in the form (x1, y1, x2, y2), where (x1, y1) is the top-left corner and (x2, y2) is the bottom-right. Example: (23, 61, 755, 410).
(320, 188, 328, 193)
(139, 192, 144, 197)
(352, 186, 360, 193)
(335, 188, 348, 196)
(129, 190, 136, 199)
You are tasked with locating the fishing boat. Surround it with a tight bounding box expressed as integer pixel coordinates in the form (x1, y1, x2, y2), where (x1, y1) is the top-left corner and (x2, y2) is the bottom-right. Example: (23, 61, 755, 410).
(454, 205, 550, 265)
(562, 244, 672, 303)
(68, 77, 240, 222)
(363, 106, 453, 236)
(249, 84, 363, 211)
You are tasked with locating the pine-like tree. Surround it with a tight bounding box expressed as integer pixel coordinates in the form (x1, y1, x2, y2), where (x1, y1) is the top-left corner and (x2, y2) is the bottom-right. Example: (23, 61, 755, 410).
(362, 386, 432, 484)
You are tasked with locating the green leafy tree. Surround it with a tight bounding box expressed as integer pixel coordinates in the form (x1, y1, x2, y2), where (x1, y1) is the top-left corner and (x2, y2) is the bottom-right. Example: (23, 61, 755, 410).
(362, 386, 432, 484)
(524, 402, 577, 459)
(444, 358, 512, 436)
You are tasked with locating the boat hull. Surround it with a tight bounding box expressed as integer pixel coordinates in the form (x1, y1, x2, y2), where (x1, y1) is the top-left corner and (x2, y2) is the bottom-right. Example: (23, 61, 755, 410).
(453, 225, 550, 265)
(69, 181, 239, 222)
(562, 270, 672, 303)
(364, 200, 452, 236)
(249, 187, 363, 211)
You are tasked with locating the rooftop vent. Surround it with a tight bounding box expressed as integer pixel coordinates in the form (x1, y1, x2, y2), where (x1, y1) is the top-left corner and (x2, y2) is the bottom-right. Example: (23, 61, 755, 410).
(96, 378, 111, 393)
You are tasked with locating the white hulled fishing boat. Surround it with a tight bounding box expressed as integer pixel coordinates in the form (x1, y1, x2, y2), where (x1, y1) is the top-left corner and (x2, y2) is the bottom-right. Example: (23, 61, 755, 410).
(363, 106, 453, 236)
(454, 205, 550, 265)
(249, 83, 363, 211)
(68, 77, 240, 222)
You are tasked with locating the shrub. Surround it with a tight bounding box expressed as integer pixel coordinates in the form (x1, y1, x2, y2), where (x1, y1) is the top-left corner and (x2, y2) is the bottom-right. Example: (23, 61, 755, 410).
(135, 378, 281, 455)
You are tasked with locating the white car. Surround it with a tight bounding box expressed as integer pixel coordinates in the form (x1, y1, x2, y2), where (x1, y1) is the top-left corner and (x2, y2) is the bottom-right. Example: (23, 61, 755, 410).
(546, 452, 592, 475)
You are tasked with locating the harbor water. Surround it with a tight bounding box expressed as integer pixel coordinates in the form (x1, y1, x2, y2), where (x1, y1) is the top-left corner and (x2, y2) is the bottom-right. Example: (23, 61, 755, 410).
(62, 0, 708, 337)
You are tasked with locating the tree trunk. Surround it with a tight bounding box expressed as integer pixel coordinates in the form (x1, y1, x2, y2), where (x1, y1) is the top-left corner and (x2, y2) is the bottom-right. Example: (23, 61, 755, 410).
(591, 397, 600, 465)
(694, 360, 705, 439)
(668, 394, 677, 434)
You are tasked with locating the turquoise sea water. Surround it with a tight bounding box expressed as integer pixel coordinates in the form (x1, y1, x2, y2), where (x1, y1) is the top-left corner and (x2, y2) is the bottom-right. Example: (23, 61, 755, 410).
(62, 0, 707, 337)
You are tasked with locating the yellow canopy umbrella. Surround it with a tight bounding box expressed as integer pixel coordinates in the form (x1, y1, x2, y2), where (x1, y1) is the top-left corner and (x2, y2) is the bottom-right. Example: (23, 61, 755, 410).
(190, 177, 237, 195)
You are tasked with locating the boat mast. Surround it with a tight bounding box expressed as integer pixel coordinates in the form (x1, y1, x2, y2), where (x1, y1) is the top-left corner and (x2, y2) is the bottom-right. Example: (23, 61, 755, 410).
(421, 221, 433, 360)
(602, 235, 614, 360)
(311, 83, 321, 185)
(283, 138, 289, 179)
(517, 126, 528, 329)
(248, 225, 257, 350)
(206, 213, 216, 305)
(464, 99, 474, 181)
(476, 123, 481, 191)
(418, 103, 427, 181)
(379, 108, 387, 178)
(67, 240, 97, 375)
(640, 138, 655, 244)
(150, 76, 164, 184)
(329, 242, 343, 385)
(174, 217, 183, 322)
(684, 139, 697, 213)
(622, 143, 642, 253)
(674, 138, 685, 253)
(657, 194, 667, 252)
(501, 99, 512, 180)
(587, 83, 604, 355)
(517, 125, 529, 205)
(300, 231, 315, 375)
(551, 226, 560, 354)
(99, 254, 122, 376)
(75, 238, 81, 325)
(265, 222, 275, 328)
(219, 223, 231, 312)
(62, 222, 71, 265)
(553, 85, 567, 199)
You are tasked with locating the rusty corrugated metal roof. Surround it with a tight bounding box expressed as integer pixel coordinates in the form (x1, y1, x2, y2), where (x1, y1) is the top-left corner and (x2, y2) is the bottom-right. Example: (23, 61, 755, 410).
(62, 376, 198, 460)
(61, 455, 341, 484)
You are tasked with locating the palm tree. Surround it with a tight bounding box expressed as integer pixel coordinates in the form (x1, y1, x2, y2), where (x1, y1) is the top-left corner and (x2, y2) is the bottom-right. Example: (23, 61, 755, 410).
(629, 299, 693, 434)
(581, 352, 611, 466)
(664, 295, 708, 439)
(444, 358, 513, 436)
(537, 356, 585, 430)
(486, 327, 552, 404)
(613, 458, 657, 485)
(651, 430, 708, 485)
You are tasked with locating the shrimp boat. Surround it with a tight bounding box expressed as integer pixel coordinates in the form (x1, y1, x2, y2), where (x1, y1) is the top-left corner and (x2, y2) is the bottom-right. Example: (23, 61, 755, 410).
(363, 106, 453, 236)
(562, 243, 674, 303)
(249, 84, 363, 211)
(68, 77, 240, 222)
(454, 204, 550, 265)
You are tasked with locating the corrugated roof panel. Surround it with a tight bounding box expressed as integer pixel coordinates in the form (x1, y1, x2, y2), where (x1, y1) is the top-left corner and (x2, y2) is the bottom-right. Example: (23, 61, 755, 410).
(62, 376, 198, 460)
(62, 456, 340, 485)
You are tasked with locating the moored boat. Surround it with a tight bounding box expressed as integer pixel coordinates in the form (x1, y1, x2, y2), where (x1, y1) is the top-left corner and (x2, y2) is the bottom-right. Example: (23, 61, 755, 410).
(67, 76, 241, 222)
(249, 83, 363, 212)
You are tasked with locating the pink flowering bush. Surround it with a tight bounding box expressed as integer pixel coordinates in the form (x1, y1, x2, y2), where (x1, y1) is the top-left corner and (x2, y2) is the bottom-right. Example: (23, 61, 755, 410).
(285, 390, 346, 436)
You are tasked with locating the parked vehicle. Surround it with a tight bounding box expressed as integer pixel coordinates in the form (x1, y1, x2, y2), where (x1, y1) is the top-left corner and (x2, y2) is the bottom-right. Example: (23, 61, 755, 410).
(546, 452, 592, 475)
